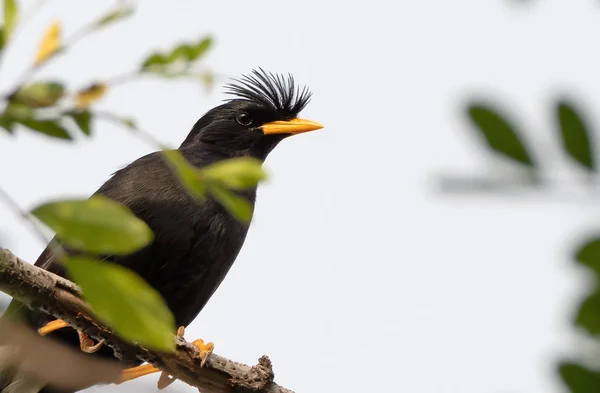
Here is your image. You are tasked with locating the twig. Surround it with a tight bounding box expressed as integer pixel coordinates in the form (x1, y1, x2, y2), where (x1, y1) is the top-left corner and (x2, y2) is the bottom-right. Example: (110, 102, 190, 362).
(0, 187, 48, 244)
(0, 187, 65, 259)
(102, 71, 139, 87)
(93, 110, 171, 149)
(0, 249, 293, 393)
(0, 0, 49, 83)
(0, 12, 109, 101)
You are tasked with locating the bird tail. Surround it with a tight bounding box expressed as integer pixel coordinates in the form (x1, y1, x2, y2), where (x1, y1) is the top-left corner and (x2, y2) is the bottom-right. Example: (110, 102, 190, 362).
(0, 347, 45, 393)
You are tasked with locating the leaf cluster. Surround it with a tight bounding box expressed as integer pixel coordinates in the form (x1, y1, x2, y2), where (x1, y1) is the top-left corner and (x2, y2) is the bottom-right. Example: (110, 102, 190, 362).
(465, 100, 600, 391)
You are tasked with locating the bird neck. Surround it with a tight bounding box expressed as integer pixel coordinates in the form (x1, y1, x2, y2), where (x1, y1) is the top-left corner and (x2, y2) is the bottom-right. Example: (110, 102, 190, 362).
(179, 145, 263, 167)
(177, 147, 259, 204)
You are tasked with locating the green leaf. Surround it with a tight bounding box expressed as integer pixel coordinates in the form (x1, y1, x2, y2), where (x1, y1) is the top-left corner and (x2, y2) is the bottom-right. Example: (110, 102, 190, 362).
(161, 150, 205, 201)
(0, 102, 30, 133)
(0, 27, 5, 51)
(140, 36, 212, 71)
(5, 102, 33, 119)
(64, 256, 175, 351)
(208, 183, 253, 224)
(31, 196, 153, 255)
(95, 6, 134, 28)
(574, 292, 600, 336)
(3, 298, 27, 320)
(202, 157, 267, 189)
(0, 114, 14, 133)
(556, 100, 595, 172)
(140, 53, 168, 69)
(467, 104, 535, 167)
(12, 81, 65, 108)
(3, 0, 17, 41)
(574, 237, 600, 276)
(66, 110, 92, 136)
(17, 118, 71, 140)
(558, 362, 600, 393)
(190, 37, 211, 61)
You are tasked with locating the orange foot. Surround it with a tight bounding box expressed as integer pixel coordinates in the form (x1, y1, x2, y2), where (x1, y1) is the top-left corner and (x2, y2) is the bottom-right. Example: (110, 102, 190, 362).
(38, 318, 105, 353)
(118, 326, 214, 389)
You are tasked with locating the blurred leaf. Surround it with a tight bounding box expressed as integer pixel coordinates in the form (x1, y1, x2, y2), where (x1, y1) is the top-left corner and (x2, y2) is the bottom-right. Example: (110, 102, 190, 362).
(467, 104, 535, 167)
(95, 6, 134, 28)
(199, 70, 214, 91)
(0, 27, 5, 51)
(202, 157, 267, 189)
(66, 110, 92, 136)
(35, 21, 61, 65)
(189, 37, 211, 60)
(140, 54, 166, 70)
(64, 256, 175, 352)
(161, 150, 205, 201)
(75, 83, 107, 109)
(207, 183, 253, 223)
(5, 102, 33, 119)
(0, 102, 33, 133)
(556, 100, 595, 172)
(558, 362, 600, 393)
(140, 37, 212, 72)
(575, 237, 600, 276)
(0, 319, 122, 389)
(12, 81, 64, 108)
(3, 0, 17, 41)
(574, 292, 600, 336)
(31, 196, 153, 255)
(0, 115, 13, 133)
(17, 118, 70, 140)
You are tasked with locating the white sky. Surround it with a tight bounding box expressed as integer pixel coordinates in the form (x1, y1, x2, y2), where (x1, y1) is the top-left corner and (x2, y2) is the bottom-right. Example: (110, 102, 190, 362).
(1, 1, 599, 392)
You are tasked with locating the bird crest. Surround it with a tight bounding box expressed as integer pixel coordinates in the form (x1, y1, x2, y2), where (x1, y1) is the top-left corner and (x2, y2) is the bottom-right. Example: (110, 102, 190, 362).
(224, 68, 312, 116)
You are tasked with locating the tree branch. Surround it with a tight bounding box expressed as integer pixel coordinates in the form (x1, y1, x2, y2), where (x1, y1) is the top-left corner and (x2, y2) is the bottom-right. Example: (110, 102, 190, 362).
(0, 249, 293, 393)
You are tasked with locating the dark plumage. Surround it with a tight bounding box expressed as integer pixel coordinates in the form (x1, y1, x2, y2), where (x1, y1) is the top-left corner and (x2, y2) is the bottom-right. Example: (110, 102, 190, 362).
(0, 69, 322, 393)
(224, 68, 312, 116)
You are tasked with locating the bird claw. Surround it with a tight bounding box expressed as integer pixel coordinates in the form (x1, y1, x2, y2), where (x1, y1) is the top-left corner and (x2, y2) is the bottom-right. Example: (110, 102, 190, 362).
(38, 318, 105, 353)
(38, 319, 104, 353)
(119, 326, 214, 389)
(156, 330, 213, 390)
(39, 321, 213, 387)
(176, 326, 213, 367)
(119, 364, 159, 384)
(78, 331, 105, 353)
(38, 319, 69, 335)
(191, 338, 214, 367)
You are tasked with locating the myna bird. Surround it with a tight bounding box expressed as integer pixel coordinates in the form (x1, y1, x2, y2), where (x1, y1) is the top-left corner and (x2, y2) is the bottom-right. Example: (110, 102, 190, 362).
(0, 69, 323, 393)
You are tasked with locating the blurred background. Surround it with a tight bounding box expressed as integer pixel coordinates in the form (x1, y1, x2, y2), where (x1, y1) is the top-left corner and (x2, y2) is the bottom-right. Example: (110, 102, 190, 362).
(1, 1, 599, 392)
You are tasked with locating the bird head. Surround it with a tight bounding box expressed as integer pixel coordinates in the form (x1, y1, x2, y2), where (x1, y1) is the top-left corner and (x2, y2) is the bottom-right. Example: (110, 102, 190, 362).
(180, 69, 323, 160)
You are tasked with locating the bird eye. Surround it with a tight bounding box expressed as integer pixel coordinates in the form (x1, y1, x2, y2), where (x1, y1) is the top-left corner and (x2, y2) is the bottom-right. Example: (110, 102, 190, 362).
(236, 112, 253, 126)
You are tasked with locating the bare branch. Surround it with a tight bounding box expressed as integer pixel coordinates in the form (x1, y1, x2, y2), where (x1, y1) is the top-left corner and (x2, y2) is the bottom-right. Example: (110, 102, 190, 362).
(0, 249, 293, 393)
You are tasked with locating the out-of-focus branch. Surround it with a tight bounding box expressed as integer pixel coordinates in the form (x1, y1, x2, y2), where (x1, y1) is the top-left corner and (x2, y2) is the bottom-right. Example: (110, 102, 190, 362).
(0, 249, 292, 393)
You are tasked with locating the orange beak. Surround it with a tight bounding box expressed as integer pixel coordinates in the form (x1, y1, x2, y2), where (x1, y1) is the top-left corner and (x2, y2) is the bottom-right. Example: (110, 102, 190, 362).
(261, 118, 324, 135)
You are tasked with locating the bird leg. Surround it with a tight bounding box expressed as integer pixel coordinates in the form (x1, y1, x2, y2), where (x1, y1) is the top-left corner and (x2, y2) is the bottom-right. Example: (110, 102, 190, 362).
(37, 319, 69, 335)
(118, 326, 214, 389)
(38, 318, 106, 353)
(77, 330, 106, 353)
(38, 320, 215, 387)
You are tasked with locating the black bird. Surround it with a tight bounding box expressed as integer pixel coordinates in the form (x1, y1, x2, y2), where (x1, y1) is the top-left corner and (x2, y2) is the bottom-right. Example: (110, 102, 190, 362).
(0, 69, 323, 393)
